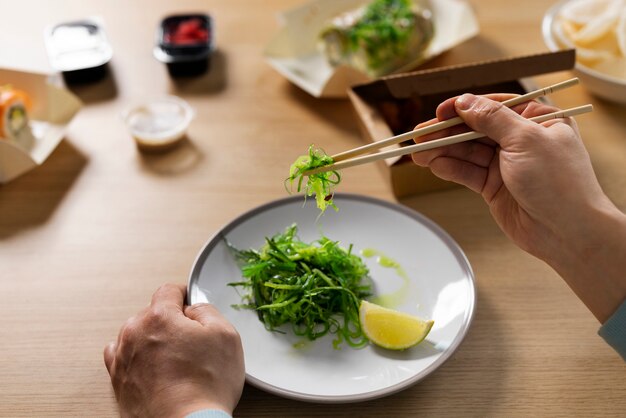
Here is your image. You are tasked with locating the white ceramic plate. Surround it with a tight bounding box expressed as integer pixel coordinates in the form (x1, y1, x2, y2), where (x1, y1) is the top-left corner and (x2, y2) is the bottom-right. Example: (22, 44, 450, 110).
(188, 194, 476, 403)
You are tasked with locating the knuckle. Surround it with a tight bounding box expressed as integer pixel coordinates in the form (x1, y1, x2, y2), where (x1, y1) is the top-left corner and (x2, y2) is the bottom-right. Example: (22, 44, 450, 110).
(119, 317, 139, 344)
(144, 306, 167, 328)
(187, 303, 209, 316)
(157, 283, 176, 293)
(123, 315, 139, 332)
(218, 323, 243, 346)
(475, 99, 504, 120)
(152, 283, 177, 301)
(204, 319, 236, 339)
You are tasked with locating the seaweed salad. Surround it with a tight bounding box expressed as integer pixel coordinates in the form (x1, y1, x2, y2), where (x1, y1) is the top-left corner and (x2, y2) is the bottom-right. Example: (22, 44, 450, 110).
(229, 224, 372, 349)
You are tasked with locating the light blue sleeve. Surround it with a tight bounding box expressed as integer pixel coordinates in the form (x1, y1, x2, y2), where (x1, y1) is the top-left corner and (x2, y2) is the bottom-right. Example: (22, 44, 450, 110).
(186, 410, 232, 418)
(598, 299, 626, 361)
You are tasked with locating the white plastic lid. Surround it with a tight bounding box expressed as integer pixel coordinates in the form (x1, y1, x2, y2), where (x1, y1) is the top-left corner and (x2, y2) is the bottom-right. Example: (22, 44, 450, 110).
(45, 18, 113, 72)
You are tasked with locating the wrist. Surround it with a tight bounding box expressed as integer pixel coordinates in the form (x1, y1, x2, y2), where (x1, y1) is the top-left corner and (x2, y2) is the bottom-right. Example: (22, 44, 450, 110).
(546, 198, 626, 322)
(555, 198, 625, 266)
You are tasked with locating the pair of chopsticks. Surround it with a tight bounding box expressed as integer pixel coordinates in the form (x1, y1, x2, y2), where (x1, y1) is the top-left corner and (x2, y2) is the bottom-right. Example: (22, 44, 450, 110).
(304, 78, 592, 176)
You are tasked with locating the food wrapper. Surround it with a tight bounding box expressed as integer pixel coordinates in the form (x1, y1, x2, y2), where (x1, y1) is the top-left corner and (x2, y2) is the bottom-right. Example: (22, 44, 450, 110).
(0, 68, 81, 183)
(264, 0, 479, 98)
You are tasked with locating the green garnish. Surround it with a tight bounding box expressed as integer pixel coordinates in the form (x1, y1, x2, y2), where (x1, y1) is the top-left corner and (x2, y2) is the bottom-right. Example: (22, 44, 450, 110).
(320, 0, 434, 76)
(228, 224, 372, 349)
(286, 145, 340, 214)
(347, 0, 418, 71)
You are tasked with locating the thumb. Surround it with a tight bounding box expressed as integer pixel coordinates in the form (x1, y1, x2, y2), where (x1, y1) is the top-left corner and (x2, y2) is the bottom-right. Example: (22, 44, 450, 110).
(454, 94, 539, 146)
(184, 303, 223, 326)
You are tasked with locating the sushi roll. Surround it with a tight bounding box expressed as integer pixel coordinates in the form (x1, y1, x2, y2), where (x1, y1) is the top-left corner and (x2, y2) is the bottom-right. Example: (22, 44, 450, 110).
(319, 0, 434, 78)
(0, 86, 34, 149)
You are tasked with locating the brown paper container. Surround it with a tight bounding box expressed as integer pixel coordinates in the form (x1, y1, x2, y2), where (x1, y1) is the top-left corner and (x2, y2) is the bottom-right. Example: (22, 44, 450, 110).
(347, 50, 576, 198)
(0, 68, 81, 183)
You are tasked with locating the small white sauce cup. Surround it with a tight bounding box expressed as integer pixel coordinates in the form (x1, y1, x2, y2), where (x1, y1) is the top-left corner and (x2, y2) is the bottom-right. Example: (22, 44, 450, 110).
(122, 96, 195, 151)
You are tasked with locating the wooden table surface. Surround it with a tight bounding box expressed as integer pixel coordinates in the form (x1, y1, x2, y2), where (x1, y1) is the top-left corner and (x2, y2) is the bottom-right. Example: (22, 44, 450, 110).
(1, 0, 624, 416)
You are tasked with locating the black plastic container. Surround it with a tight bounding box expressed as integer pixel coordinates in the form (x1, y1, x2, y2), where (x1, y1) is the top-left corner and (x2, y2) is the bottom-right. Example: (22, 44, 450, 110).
(154, 14, 214, 77)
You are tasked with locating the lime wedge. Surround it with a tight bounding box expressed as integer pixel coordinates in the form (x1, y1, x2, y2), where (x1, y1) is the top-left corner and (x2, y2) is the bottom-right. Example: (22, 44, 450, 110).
(359, 300, 434, 350)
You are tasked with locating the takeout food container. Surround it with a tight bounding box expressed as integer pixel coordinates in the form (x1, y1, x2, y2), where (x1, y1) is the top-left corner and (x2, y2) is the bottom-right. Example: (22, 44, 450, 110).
(154, 14, 214, 77)
(44, 17, 113, 83)
(347, 50, 576, 198)
(0, 68, 81, 183)
(264, 0, 479, 98)
(122, 96, 194, 152)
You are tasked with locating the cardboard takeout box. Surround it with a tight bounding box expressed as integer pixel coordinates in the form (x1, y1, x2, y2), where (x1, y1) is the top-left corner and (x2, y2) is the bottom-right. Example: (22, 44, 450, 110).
(264, 0, 479, 98)
(347, 50, 576, 198)
(0, 68, 81, 183)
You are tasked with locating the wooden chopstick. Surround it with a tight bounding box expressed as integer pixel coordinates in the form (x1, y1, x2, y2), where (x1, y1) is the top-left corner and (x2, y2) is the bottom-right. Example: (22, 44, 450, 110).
(304, 104, 593, 176)
(331, 77, 580, 163)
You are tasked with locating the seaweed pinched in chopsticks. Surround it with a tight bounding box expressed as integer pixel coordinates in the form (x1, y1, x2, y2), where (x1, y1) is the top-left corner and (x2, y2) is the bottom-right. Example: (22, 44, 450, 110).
(286, 145, 340, 214)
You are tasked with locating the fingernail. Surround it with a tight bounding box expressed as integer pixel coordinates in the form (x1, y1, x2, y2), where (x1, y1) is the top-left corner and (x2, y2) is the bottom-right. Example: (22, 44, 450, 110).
(456, 93, 477, 111)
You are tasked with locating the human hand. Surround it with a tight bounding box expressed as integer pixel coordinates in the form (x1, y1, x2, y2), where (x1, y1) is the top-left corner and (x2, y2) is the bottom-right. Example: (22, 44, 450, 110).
(412, 93, 609, 260)
(412, 93, 626, 322)
(104, 283, 245, 418)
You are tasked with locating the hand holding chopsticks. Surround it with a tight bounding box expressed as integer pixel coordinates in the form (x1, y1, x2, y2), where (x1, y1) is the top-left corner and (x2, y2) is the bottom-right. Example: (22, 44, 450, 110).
(304, 78, 592, 176)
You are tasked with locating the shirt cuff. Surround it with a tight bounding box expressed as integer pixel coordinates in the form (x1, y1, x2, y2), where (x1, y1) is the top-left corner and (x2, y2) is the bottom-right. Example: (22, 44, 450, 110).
(598, 299, 626, 361)
(186, 410, 232, 418)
